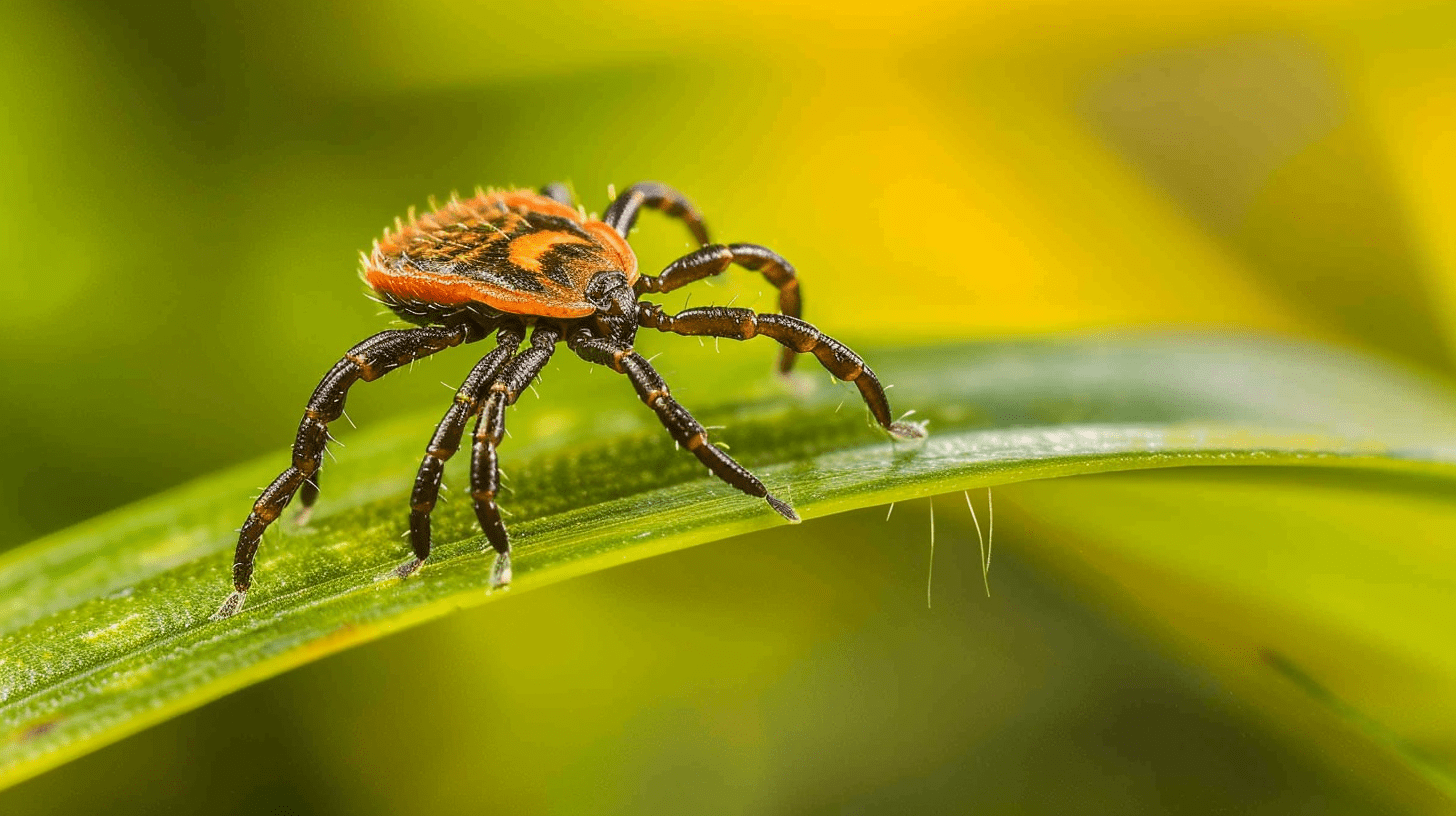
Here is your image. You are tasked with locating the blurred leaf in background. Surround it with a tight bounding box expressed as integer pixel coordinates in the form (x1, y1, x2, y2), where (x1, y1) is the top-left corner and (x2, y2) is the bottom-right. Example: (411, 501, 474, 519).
(2, 0, 1455, 812)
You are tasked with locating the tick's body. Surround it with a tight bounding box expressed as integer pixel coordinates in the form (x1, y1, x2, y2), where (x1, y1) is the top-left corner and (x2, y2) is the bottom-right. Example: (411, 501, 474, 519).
(366, 191, 637, 319)
(214, 182, 924, 619)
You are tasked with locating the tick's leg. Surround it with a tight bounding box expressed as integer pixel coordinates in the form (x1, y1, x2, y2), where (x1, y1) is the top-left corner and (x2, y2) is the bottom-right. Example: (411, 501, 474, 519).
(540, 182, 574, 206)
(395, 321, 527, 580)
(470, 323, 562, 589)
(603, 181, 710, 246)
(638, 304, 926, 440)
(634, 244, 802, 373)
(212, 322, 489, 620)
(567, 331, 800, 523)
(298, 323, 497, 518)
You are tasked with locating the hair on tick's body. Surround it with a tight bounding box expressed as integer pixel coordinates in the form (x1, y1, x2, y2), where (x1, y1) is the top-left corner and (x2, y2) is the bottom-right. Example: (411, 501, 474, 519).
(213, 181, 926, 619)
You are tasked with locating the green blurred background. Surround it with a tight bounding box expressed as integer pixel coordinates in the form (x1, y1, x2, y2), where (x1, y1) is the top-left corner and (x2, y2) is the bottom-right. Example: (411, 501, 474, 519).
(3, 0, 1455, 812)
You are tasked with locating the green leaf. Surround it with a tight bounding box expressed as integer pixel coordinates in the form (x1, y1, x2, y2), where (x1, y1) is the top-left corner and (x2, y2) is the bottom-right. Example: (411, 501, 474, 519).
(1, 333, 1454, 790)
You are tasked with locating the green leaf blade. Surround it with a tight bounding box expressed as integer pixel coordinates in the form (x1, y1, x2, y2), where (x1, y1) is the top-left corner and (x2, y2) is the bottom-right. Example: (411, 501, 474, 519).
(2, 333, 1454, 789)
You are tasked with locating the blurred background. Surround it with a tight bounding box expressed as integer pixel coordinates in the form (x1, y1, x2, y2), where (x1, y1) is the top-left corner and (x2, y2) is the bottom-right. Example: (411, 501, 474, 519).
(3, 0, 1455, 812)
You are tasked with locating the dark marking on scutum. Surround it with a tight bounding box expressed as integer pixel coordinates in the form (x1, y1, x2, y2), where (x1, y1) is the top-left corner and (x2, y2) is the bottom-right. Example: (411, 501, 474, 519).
(446, 213, 602, 293)
(522, 211, 594, 240)
(539, 242, 604, 287)
(481, 263, 550, 293)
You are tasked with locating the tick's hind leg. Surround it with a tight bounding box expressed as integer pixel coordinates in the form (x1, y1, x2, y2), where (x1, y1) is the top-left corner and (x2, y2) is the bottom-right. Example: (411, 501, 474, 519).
(212, 322, 488, 620)
(567, 331, 800, 523)
(633, 244, 801, 373)
(540, 182, 574, 206)
(638, 304, 926, 440)
(470, 324, 562, 589)
(395, 321, 526, 581)
(602, 181, 711, 246)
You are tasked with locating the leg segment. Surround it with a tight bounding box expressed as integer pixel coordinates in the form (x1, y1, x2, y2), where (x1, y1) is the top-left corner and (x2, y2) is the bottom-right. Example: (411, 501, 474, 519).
(634, 244, 802, 373)
(638, 303, 926, 439)
(602, 181, 710, 246)
(396, 321, 527, 579)
(470, 323, 562, 588)
(213, 322, 489, 619)
(567, 330, 800, 523)
(539, 182, 573, 206)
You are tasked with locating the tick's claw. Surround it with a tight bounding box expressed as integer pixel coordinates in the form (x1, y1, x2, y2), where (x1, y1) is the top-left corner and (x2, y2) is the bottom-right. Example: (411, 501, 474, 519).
(889, 419, 929, 440)
(767, 494, 800, 523)
(490, 551, 513, 589)
(390, 558, 424, 581)
(211, 590, 247, 621)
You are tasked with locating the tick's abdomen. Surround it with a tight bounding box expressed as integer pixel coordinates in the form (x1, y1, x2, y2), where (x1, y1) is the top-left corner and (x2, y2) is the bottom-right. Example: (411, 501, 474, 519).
(365, 190, 638, 318)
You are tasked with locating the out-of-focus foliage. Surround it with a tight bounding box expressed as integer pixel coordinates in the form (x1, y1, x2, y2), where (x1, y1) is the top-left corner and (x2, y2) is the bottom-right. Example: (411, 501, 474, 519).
(1, 0, 1454, 812)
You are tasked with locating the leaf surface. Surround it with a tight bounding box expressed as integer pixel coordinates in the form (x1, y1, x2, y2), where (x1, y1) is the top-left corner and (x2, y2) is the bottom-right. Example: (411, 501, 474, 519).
(2, 333, 1454, 789)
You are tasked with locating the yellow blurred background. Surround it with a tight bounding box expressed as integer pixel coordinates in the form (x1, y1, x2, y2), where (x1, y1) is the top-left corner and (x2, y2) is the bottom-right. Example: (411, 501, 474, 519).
(2, 0, 1454, 812)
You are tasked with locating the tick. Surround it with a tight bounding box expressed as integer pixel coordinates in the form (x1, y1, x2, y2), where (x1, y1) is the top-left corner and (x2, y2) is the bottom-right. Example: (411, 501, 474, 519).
(214, 182, 926, 618)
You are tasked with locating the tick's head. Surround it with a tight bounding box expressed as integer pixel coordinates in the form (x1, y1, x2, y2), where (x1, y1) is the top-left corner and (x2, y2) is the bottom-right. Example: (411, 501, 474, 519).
(585, 271, 638, 344)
